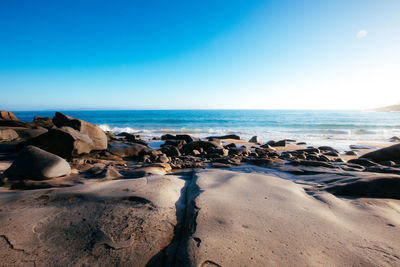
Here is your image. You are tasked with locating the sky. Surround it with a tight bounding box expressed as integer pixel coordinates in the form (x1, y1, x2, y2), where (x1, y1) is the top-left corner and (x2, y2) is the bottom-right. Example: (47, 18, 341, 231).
(1, 0, 399, 110)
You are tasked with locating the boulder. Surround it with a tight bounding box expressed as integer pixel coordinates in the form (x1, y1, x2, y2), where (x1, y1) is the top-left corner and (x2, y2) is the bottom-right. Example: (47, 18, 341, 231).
(181, 140, 223, 154)
(52, 112, 107, 150)
(361, 144, 400, 162)
(0, 129, 18, 142)
(248, 136, 259, 143)
(108, 142, 151, 158)
(268, 140, 286, 147)
(207, 134, 240, 140)
(34, 116, 55, 129)
(22, 127, 95, 158)
(0, 110, 18, 121)
(4, 146, 71, 180)
(161, 134, 196, 143)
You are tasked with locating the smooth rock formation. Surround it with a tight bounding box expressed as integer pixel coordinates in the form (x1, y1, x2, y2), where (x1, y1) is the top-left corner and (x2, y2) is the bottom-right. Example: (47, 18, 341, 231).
(108, 142, 151, 158)
(53, 112, 107, 150)
(361, 143, 400, 162)
(0, 176, 185, 266)
(177, 169, 400, 266)
(0, 129, 18, 142)
(4, 146, 71, 180)
(23, 127, 95, 158)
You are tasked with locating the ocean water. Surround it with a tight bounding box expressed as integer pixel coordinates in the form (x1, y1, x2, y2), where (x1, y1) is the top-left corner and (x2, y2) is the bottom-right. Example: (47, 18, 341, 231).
(14, 110, 400, 150)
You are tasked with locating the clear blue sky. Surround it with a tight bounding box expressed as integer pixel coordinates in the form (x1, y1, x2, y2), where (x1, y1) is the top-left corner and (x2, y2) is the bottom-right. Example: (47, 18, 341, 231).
(1, 0, 399, 110)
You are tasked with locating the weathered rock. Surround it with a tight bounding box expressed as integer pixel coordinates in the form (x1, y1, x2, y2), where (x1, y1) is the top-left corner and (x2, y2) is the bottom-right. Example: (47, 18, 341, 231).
(389, 136, 400, 142)
(34, 116, 54, 129)
(181, 140, 223, 154)
(22, 127, 94, 158)
(13, 128, 48, 140)
(326, 176, 400, 199)
(4, 146, 71, 180)
(89, 166, 123, 180)
(348, 158, 377, 167)
(361, 144, 400, 162)
(161, 145, 181, 157)
(0, 110, 18, 121)
(345, 151, 358, 156)
(248, 136, 259, 143)
(0, 129, 18, 142)
(161, 134, 196, 143)
(161, 139, 186, 148)
(268, 140, 286, 147)
(207, 134, 240, 140)
(53, 112, 107, 150)
(108, 142, 150, 158)
(0, 176, 185, 266)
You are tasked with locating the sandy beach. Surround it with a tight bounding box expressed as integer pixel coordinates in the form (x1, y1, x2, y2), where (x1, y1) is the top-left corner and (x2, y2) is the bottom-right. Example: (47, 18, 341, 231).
(1, 111, 400, 266)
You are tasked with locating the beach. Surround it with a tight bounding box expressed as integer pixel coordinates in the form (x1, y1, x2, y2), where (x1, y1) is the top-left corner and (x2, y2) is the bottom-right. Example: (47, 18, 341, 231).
(1, 110, 400, 266)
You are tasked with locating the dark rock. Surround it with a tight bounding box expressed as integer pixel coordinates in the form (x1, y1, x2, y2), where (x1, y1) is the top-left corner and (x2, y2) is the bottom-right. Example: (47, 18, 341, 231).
(289, 160, 336, 168)
(33, 116, 54, 129)
(161, 134, 196, 143)
(53, 112, 107, 150)
(224, 143, 236, 149)
(161, 139, 186, 149)
(248, 136, 259, 143)
(390, 136, 400, 142)
(21, 127, 94, 158)
(350, 144, 375, 150)
(345, 151, 358, 156)
(296, 142, 307, 145)
(207, 134, 240, 140)
(0, 129, 18, 142)
(323, 151, 339, 157)
(211, 162, 233, 168)
(366, 166, 400, 174)
(268, 140, 286, 147)
(348, 158, 377, 167)
(181, 140, 223, 154)
(318, 146, 339, 153)
(161, 145, 181, 157)
(4, 146, 71, 180)
(14, 128, 48, 140)
(361, 144, 400, 162)
(108, 142, 150, 158)
(0, 110, 18, 121)
(326, 176, 400, 199)
(229, 147, 250, 156)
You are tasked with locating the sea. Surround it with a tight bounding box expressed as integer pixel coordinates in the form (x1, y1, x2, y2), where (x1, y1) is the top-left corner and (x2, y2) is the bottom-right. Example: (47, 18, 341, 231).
(14, 110, 400, 151)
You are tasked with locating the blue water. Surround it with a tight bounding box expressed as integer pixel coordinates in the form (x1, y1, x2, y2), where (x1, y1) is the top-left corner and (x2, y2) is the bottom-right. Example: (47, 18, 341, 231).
(13, 110, 400, 150)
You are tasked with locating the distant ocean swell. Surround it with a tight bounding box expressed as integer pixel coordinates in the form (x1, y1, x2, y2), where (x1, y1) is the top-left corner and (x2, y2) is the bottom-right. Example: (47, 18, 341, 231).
(14, 110, 400, 150)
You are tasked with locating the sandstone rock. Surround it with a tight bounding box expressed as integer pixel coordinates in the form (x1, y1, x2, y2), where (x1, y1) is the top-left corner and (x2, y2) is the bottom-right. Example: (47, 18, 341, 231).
(53, 112, 107, 150)
(348, 158, 377, 167)
(22, 127, 94, 158)
(108, 142, 150, 158)
(0, 110, 18, 121)
(0, 129, 18, 142)
(345, 151, 358, 156)
(34, 116, 54, 129)
(361, 144, 400, 162)
(4, 146, 71, 180)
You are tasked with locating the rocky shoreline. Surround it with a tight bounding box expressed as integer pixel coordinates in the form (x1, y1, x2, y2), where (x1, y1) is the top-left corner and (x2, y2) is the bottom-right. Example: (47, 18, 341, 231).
(1, 111, 400, 266)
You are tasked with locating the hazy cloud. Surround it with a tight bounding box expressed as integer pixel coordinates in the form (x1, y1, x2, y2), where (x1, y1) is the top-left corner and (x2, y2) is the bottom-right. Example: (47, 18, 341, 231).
(356, 30, 368, 38)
